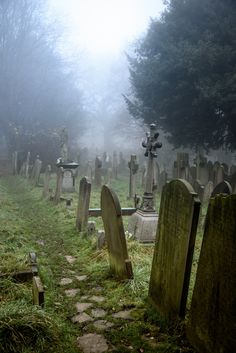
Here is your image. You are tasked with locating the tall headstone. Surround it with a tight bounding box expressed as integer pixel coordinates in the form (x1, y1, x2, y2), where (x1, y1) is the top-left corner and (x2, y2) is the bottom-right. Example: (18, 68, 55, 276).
(54, 167, 64, 205)
(101, 185, 133, 279)
(176, 152, 189, 180)
(202, 180, 214, 203)
(42, 165, 51, 199)
(149, 179, 200, 319)
(76, 177, 91, 233)
(187, 194, 236, 353)
(128, 124, 162, 242)
(194, 148, 208, 185)
(94, 157, 102, 188)
(31, 155, 42, 186)
(128, 155, 139, 199)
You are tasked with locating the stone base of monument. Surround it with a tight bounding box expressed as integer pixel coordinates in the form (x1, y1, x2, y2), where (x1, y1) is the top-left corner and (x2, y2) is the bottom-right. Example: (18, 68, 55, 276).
(128, 209, 158, 243)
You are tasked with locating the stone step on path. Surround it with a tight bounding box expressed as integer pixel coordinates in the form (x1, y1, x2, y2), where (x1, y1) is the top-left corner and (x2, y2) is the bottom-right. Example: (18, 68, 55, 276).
(61, 256, 136, 353)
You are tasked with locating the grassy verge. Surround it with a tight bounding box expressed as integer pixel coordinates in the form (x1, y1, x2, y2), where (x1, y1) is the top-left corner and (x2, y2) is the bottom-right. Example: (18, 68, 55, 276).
(0, 175, 198, 353)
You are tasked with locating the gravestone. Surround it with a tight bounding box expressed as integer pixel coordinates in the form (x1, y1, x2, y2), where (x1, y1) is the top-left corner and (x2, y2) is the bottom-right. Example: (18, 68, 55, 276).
(42, 165, 51, 199)
(193, 179, 204, 203)
(187, 194, 236, 353)
(32, 276, 44, 307)
(54, 167, 64, 205)
(112, 151, 118, 179)
(85, 161, 93, 182)
(32, 156, 42, 186)
(176, 152, 189, 180)
(211, 180, 232, 197)
(202, 181, 214, 203)
(25, 151, 30, 178)
(76, 177, 91, 233)
(62, 169, 75, 192)
(189, 165, 197, 184)
(128, 155, 139, 199)
(94, 157, 102, 187)
(159, 170, 168, 194)
(212, 161, 221, 186)
(101, 185, 133, 279)
(194, 149, 208, 185)
(149, 179, 200, 320)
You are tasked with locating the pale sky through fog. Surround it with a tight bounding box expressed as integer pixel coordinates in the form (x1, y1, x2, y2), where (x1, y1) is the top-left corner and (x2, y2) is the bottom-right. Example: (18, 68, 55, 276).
(47, 0, 165, 56)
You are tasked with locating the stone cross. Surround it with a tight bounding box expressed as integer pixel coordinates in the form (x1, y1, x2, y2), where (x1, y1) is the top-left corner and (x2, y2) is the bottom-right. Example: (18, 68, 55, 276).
(128, 155, 139, 199)
(140, 124, 162, 211)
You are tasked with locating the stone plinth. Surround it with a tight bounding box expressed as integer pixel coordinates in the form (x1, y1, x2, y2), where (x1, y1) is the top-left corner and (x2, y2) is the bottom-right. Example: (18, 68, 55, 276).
(128, 209, 158, 243)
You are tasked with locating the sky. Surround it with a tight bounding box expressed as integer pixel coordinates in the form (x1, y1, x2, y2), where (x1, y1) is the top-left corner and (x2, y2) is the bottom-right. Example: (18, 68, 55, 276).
(46, 0, 166, 150)
(47, 0, 165, 56)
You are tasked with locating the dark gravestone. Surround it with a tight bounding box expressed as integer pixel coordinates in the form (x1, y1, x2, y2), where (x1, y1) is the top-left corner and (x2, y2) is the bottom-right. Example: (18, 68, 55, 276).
(76, 177, 91, 233)
(101, 185, 133, 280)
(211, 180, 232, 197)
(54, 167, 64, 205)
(187, 194, 236, 353)
(149, 179, 200, 320)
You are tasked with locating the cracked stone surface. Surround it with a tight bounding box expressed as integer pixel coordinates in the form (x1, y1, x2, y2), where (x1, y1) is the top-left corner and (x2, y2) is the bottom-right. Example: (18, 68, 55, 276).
(89, 295, 105, 303)
(60, 277, 73, 285)
(75, 302, 93, 312)
(64, 289, 80, 297)
(93, 320, 115, 331)
(112, 310, 134, 320)
(76, 275, 88, 281)
(77, 333, 108, 353)
(65, 255, 76, 264)
(91, 308, 106, 318)
(71, 312, 93, 324)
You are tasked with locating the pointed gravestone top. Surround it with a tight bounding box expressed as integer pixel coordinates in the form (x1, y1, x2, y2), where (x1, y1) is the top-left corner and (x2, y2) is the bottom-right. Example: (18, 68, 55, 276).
(101, 185, 133, 280)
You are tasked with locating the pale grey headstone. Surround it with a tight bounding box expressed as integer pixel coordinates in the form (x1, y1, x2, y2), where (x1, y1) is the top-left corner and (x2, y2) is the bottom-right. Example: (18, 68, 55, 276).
(76, 176, 91, 232)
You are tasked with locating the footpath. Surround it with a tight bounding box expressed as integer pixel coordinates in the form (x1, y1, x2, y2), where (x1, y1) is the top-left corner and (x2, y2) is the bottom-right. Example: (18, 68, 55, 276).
(0, 176, 192, 353)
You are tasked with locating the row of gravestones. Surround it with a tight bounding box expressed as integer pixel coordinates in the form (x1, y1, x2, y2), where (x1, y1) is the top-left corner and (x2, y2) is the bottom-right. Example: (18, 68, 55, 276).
(172, 151, 236, 188)
(100, 180, 236, 353)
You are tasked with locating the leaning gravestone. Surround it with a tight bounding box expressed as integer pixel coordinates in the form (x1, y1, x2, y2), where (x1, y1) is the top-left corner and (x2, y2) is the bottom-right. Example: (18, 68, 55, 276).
(101, 185, 133, 280)
(211, 180, 232, 197)
(202, 180, 214, 203)
(76, 177, 91, 233)
(187, 194, 236, 353)
(149, 179, 200, 320)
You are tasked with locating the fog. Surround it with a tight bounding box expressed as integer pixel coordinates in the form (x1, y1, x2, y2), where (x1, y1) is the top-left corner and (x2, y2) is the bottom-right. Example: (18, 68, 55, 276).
(46, 0, 166, 153)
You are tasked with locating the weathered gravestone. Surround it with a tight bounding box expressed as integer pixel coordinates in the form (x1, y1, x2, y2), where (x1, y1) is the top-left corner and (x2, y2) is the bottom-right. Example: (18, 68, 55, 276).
(54, 167, 64, 205)
(76, 177, 91, 233)
(187, 194, 236, 353)
(94, 157, 102, 187)
(211, 180, 232, 197)
(128, 155, 139, 199)
(31, 155, 42, 186)
(62, 169, 75, 192)
(42, 165, 51, 199)
(101, 185, 133, 279)
(193, 179, 204, 203)
(149, 179, 200, 320)
(202, 181, 214, 203)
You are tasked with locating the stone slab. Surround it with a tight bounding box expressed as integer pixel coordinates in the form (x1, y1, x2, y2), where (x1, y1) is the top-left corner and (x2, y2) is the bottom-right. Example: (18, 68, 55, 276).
(128, 209, 158, 243)
(77, 333, 108, 353)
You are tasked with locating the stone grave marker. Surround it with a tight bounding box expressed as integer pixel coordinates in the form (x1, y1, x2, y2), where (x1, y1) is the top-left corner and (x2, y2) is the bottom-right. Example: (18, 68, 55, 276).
(149, 179, 200, 320)
(31, 155, 42, 186)
(193, 179, 204, 203)
(212, 161, 221, 186)
(187, 194, 236, 353)
(76, 176, 91, 232)
(54, 167, 64, 205)
(202, 180, 214, 203)
(176, 152, 189, 179)
(62, 169, 75, 192)
(32, 276, 44, 307)
(94, 157, 102, 187)
(101, 185, 133, 279)
(42, 165, 51, 199)
(128, 155, 139, 199)
(189, 165, 197, 184)
(211, 180, 232, 197)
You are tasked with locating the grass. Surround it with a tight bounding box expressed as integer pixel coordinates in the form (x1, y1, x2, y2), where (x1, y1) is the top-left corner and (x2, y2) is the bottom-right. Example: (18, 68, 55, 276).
(0, 173, 201, 353)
